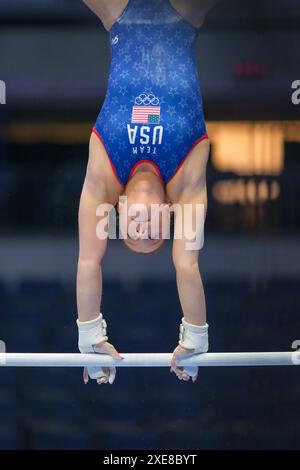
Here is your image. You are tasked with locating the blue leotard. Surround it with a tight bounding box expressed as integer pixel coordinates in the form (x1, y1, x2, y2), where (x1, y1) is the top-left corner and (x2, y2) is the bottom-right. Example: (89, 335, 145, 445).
(93, 0, 208, 186)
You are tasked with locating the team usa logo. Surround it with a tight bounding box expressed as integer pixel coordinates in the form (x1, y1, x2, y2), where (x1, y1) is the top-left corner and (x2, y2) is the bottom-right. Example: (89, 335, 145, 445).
(131, 93, 161, 124)
(128, 92, 164, 155)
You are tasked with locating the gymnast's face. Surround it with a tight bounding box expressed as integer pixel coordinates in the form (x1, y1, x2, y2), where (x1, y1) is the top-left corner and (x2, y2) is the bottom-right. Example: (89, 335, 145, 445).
(118, 173, 170, 254)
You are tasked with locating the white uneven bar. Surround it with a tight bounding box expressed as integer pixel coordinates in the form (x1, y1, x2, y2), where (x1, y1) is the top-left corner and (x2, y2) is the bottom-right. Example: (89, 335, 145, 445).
(0, 352, 298, 367)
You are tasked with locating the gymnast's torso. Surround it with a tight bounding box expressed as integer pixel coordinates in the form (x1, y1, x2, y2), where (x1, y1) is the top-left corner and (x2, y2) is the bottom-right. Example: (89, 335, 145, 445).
(93, 0, 208, 186)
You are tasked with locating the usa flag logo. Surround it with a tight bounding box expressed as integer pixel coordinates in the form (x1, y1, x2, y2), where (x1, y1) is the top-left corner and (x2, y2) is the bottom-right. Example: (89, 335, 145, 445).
(131, 93, 161, 124)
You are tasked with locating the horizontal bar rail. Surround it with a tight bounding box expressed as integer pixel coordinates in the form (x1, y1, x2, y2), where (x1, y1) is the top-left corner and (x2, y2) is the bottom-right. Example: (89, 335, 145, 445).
(0, 352, 298, 367)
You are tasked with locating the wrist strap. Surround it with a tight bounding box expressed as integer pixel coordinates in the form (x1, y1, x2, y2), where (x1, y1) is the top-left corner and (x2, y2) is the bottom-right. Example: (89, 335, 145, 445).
(179, 317, 209, 351)
(77, 313, 108, 352)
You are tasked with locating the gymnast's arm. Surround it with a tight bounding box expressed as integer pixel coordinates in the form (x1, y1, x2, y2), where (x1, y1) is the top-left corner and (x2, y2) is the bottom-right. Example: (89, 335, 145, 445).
(82, 0, 128, 31)
(169, 141, 210, 380)
(169, 140, 209, 325)
(172, 232, 207, 327)
(77, 145, 108, 324)
(76, 134, 123, 383)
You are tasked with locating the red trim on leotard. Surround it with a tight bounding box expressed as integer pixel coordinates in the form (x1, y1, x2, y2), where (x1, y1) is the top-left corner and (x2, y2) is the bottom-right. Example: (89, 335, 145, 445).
(92, 128, 124, 188)
(129, 159, 164, 182)
(167, 134, 209, 184)
(93, 129, 209, 188)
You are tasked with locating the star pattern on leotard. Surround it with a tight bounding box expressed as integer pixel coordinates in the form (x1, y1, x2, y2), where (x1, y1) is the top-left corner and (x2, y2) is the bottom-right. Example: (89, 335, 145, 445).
(119, 104, 129, 113)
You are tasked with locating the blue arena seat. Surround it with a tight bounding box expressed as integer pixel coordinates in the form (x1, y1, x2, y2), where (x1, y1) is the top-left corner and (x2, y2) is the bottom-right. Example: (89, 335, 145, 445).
(0, 423, 19, 450)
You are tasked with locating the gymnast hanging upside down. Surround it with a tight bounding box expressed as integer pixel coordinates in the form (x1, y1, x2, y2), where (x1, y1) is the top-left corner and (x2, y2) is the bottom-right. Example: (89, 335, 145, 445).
(77, 0, 218, 384)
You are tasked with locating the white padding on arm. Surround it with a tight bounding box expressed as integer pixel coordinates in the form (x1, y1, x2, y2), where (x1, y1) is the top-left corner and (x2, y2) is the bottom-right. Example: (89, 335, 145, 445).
(77, 313, 108, 353)
(179, 318, 209, 352)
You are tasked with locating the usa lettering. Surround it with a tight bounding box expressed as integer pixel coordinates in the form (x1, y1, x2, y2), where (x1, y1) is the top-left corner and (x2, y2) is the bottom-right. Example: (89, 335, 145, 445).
(127, 125, 164, 145)
(128, 125, 163, 155)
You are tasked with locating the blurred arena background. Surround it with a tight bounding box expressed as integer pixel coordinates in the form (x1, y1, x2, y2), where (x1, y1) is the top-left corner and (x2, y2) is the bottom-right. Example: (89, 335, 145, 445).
(0, 0, 299, 450)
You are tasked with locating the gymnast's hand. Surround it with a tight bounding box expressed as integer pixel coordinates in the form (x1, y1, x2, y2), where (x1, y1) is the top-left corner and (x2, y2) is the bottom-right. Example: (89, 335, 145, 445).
(171, 344, 199, 382)
(77, 313, 123, 385)
(170, 318, 209, 383)
(83, 341, 123, 385)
